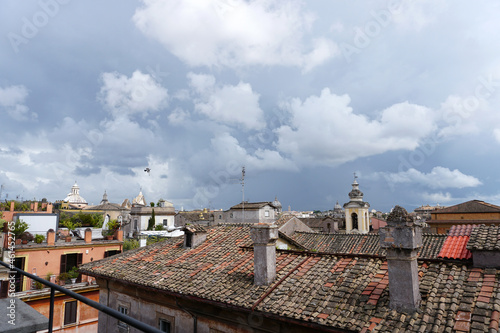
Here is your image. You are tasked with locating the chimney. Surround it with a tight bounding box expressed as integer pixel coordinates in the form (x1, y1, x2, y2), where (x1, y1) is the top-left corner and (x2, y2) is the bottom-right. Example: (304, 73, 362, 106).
(380, 205, 422, 313)
(183, 225, 207, 248)
(114, 229, 123, 242)
(47, 229, 55, 246)
(47, 203, 53, 213)
(250, 223, 278, 286)
(10, 201, 14, 212)
(84, 228, 92, 244)
(34, 201, 38, 212)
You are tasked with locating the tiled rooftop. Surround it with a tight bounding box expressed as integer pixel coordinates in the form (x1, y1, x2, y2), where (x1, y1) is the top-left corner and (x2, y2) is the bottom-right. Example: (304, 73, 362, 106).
(230, 202, 275, 210)
(438, 225, 477, 260)
(467, 224, 500, 251)
(289, 231, 447, 259)
(80, 225, 500, 332)
(433, 200, 500, 214)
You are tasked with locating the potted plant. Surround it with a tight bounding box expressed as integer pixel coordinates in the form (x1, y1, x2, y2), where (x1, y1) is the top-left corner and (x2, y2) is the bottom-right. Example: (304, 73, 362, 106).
(68, 266, 79, 284)
(57, 272, 69, 285)
(102, 219, 119, 240)
(12, 219, 29, 244)
(60, 220, 82, 241)
(20, 231, 34, 244)
(35, 234, 45, 244)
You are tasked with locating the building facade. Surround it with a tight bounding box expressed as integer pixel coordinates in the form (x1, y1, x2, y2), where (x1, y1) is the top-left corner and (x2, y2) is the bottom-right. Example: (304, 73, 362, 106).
(427, 200, 500, 234)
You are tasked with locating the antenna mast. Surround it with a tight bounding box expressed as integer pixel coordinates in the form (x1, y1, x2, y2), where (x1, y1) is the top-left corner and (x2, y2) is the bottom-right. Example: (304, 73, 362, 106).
(241, 167, 245, 223)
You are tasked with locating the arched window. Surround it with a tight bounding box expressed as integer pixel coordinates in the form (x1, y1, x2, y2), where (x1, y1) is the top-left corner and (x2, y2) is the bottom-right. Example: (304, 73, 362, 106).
(352, 213, 358, 230)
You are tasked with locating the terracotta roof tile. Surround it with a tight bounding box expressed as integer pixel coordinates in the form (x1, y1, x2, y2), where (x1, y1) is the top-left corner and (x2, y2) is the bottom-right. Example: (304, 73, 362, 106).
(80, 225, 500, 332)
(438, 225, 475, 260)
(433, 200, 500, 214)
(466, 224, 500, 251)
(290, 231, 447, 259)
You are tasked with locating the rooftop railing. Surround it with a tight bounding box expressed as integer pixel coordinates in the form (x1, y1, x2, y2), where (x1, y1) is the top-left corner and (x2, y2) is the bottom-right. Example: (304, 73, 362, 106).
(0, 260, 163, 333)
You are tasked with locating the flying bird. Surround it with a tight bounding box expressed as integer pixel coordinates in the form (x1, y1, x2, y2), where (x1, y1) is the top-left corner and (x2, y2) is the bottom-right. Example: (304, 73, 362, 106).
(144, 168, 151, 175)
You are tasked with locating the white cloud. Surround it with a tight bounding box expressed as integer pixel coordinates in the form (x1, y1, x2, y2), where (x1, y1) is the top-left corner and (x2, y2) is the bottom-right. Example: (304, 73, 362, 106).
(133, 0, 338, 70)
(375, 166, 482, 189)
(210, 132, 296, 172)
(168, 107, 190, 125)
(188, 72, 265, 130)
(391, 0, 448, 32)
(275, 88, 435, 166)
(99, 70, 168, 117)
(494, 128, 500, 143)
(0, 85, 37, 121)
(421, 191, 454, 203)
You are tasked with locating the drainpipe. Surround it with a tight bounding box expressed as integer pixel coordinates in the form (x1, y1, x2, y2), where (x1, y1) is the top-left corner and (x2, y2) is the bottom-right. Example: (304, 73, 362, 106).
(175, 297, 197, 333)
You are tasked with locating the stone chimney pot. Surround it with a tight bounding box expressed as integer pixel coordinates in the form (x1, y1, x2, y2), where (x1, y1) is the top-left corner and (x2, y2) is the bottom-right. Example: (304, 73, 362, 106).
(380, 205, 422, 313)
(250, 223, 278, 286)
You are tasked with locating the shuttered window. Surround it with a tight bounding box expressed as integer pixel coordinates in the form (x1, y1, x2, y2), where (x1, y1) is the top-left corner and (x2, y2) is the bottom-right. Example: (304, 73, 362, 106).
(64, 300, 77, 326)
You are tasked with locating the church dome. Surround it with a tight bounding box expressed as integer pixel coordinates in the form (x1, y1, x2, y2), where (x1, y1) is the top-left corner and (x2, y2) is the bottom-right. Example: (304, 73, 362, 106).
(348, 179, 363, 201)
(132, 191, 146, 206)
(64, 182, 87, 204)
(272, 196, 282, 209)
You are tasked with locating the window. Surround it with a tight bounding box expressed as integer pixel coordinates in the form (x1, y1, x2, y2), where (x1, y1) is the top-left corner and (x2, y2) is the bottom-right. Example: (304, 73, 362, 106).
(64, 300, 77, 326)
(13, 257, 25, 292)
(118, 305, 128, 329)
(104, 250, 121, 258)
(352, 213, 358, 230)
(218, 215, 222, 219)
(159, 319, 171, 332)
(265, 210, 269, 217)
(163, 219, 168, 226)
(185, 233, 192, 248)
(60, 253, 83, 283)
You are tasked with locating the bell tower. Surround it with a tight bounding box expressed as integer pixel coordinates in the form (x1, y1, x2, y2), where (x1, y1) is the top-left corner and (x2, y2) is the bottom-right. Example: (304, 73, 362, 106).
(343, 174, 370, 234)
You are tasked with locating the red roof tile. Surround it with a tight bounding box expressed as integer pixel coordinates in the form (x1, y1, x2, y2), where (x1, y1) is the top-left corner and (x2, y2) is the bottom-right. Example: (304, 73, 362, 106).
(438, 224, 477, 259)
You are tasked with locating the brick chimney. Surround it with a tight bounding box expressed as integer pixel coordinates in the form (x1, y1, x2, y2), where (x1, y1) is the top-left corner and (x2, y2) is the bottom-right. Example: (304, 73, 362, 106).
(34, 201, 38, 212)
(114, 229, 123, 242)
(84, 228, 92, 244)
(47, 229, 55, 246)
(250, 223, 278, 286)
(380, 205, 422, 313)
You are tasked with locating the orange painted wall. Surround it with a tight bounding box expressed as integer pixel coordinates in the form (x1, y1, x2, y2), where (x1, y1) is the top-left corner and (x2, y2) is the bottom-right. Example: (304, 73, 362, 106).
(431, 212, 500, 221)
(15, 242, 122, 291)
(26, 289, 99, 332)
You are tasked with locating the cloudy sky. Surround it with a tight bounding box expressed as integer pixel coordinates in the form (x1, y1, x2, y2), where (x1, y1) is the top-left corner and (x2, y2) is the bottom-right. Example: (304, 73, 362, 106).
(1, 0, 500, 212)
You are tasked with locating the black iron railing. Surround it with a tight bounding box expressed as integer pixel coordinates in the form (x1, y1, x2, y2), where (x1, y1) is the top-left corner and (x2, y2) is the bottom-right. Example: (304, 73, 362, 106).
(0, 260, 163, 333)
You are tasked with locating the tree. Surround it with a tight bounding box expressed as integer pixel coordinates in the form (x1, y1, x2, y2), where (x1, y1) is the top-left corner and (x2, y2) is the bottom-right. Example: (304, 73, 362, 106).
(147, 209, 156, 230)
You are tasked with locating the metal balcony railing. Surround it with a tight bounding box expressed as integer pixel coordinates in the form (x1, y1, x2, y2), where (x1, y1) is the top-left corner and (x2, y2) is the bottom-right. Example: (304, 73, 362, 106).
(0, 260, 163, 333)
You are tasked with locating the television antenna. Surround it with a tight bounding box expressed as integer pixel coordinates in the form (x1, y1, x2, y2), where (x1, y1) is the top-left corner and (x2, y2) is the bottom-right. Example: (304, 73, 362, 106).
(240, 167, 245, 223)
(229, 166, 246, 223)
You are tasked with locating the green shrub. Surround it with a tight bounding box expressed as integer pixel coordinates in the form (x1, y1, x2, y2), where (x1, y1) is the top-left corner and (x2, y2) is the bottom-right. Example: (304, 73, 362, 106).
(123, 239, 139, 251)
(35, 234, 45, 244)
